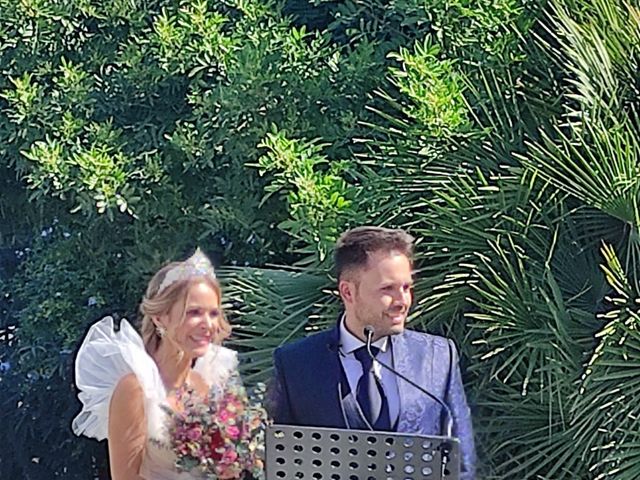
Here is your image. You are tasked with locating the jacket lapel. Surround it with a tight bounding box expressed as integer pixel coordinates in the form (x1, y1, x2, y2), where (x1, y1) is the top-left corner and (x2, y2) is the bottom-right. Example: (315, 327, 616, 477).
(391, 331, 433, 430)
(391, 332, 409, 426)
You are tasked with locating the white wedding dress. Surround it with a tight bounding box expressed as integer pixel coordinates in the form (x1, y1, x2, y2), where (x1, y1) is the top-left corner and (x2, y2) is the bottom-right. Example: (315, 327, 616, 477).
(72, 316, 239, 479)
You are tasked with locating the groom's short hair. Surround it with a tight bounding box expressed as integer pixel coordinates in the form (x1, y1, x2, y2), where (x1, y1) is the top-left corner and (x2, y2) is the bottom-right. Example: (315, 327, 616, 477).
(334, 226, 414, 280)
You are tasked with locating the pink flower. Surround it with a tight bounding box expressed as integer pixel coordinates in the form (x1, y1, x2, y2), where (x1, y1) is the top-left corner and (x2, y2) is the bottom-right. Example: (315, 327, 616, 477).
(226, 425, 240, 440)
(221, 448, 238, 464)
(217, 409, 231, 423)
(187, 426, 202, 441)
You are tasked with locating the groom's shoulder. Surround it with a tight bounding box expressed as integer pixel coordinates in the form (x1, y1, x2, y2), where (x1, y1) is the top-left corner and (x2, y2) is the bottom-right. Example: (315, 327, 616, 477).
(275, 328, 335, 359)
(401, 328, 453, 352)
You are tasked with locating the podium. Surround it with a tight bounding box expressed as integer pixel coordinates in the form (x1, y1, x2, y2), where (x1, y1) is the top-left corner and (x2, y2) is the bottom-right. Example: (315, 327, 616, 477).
(266, 424, 460, 480)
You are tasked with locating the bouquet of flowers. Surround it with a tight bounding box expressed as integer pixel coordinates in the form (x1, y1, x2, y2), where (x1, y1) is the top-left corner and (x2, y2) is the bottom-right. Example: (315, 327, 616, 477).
(158, 378, 268, 479)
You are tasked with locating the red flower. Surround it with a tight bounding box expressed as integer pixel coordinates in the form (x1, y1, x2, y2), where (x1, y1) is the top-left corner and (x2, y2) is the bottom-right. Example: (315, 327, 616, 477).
(207, 428, 225, 461)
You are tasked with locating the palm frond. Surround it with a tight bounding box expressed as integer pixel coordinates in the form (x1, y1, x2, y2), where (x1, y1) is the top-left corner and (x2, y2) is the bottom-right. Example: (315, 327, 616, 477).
(567, 244, 640, 478)
(220, 266, 336, 382)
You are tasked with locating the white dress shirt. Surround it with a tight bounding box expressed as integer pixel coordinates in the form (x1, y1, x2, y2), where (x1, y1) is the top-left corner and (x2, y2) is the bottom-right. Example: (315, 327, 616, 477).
(339, 317, 400, 426)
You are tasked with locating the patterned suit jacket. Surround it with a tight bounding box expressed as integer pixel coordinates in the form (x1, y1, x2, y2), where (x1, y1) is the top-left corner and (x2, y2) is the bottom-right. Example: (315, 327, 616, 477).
(270, 324, 476, 480)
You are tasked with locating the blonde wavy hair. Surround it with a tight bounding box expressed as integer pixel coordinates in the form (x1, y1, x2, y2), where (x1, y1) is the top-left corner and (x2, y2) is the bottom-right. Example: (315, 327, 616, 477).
(139, 261, 231, 353)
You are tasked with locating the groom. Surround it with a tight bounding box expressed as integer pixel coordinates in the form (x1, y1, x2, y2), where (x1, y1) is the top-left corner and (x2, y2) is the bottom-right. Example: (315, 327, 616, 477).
(269, 226, 476, 479)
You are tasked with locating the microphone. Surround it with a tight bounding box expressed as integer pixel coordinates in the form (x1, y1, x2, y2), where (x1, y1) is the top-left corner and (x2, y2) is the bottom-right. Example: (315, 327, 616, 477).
(364, 325, 375, 349)
(362, 325, 454, 439)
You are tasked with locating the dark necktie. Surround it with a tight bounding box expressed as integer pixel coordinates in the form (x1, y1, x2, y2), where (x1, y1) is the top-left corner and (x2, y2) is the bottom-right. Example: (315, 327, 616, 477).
(354, 346, 391, 431)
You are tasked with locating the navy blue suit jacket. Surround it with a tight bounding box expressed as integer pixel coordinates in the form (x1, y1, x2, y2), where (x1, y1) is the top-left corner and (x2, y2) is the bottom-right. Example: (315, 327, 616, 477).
(270, 325, 476, 479)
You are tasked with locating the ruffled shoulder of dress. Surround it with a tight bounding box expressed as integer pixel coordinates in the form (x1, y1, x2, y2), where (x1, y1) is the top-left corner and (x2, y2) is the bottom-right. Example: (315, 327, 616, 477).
(192, 343, 239, 390)
(72, 316, 163, 441)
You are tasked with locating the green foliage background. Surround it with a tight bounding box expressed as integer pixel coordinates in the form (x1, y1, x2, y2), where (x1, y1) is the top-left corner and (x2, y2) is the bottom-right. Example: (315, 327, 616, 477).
(1, 0, 639, 478)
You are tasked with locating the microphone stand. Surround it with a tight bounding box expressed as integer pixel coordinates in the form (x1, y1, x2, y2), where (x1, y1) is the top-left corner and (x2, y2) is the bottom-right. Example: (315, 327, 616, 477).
(364, 325, 454, 478)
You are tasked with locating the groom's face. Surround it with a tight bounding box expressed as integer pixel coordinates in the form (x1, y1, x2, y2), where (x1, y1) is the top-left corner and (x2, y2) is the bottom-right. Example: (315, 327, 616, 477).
(341, 249, 413, 340)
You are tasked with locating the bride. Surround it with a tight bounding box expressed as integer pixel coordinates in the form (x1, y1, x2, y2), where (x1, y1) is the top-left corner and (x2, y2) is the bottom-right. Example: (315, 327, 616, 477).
(73, 249, 239, 479)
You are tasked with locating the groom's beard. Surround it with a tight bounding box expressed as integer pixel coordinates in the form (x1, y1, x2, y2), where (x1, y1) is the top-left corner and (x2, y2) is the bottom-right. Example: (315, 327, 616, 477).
(354, 305, 408, 339)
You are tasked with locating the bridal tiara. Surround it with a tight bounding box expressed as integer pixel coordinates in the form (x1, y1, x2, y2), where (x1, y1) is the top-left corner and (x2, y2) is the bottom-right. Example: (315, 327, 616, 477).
(157, 248, 216, 295)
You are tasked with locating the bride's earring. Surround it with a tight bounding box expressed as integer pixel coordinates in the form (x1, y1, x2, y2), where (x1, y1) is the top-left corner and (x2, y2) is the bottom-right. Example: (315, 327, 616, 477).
(156, 324, 167, 338)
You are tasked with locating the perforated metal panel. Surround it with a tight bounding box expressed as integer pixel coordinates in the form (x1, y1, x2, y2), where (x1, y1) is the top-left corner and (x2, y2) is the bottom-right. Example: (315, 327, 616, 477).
(266, 424, 460, 480)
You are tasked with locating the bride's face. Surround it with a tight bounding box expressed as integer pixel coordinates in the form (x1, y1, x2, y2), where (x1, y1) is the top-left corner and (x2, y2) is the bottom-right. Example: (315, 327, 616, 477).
(166, 280, 221, 358)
